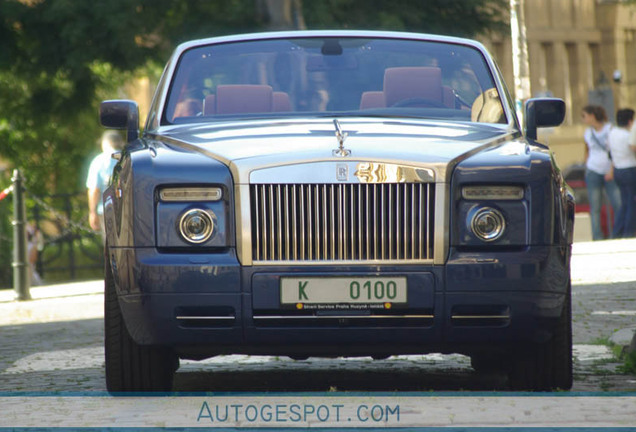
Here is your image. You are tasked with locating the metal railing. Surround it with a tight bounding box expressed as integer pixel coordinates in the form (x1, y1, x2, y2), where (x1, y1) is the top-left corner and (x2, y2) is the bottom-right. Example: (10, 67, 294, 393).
(0, 169, 103, 299)
(29, 192, 103, 281)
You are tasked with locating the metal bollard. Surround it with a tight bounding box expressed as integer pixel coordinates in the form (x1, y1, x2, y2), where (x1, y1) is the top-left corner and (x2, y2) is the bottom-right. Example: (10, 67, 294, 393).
(12, 169, 31, 301)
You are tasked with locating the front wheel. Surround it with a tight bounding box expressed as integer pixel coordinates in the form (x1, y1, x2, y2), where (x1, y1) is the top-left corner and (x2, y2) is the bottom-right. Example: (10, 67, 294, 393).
(507, 285, 573, 391)
(104, 253, 178, 392)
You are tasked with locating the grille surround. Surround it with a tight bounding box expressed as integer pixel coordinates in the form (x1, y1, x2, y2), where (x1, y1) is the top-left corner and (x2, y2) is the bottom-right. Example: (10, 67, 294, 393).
(250, 183, 435, 263)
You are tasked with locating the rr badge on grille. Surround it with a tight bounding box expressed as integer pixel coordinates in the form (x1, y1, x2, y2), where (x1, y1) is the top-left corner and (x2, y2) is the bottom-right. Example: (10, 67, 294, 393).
(336, 164, 349, 182)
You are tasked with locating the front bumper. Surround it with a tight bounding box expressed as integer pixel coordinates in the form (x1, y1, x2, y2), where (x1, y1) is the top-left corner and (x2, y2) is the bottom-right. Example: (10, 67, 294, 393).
(111, 245, 569, 358)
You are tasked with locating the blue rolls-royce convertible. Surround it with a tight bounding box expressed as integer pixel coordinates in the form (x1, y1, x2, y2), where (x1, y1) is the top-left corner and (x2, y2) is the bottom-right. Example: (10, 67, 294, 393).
(100, 30, 574, 392)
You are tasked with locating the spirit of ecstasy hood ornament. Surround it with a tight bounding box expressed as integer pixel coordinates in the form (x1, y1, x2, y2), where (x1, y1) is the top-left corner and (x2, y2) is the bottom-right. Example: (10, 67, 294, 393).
(332, 119, 351, 157)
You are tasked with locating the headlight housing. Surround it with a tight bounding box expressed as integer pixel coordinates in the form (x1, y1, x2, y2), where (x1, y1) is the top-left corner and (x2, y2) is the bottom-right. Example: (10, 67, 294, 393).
(469, 207, 506, 242)
(155, 185, 228, 248)
(454, 184, 527, 246)
(179, 208, 215, 244)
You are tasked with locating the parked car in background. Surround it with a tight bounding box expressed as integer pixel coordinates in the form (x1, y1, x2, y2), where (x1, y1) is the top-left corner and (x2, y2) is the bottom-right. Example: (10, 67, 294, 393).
(563, 163, 612, 238)
(100, 30, 574, 392)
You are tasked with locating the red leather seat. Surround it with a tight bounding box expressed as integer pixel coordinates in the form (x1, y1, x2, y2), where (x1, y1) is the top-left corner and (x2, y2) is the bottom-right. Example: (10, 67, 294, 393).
(215, 85, 273, 115)
(383, 67, 443, 107)
(359, 91, 386, 109)
(273, 92, 292, 112)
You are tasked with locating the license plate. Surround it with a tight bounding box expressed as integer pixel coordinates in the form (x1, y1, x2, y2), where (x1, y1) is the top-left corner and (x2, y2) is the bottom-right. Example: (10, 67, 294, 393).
(280, 277, 407, 307)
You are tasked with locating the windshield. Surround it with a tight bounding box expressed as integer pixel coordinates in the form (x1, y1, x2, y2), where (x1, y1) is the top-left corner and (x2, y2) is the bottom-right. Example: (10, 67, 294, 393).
(163, 37, 507, 125)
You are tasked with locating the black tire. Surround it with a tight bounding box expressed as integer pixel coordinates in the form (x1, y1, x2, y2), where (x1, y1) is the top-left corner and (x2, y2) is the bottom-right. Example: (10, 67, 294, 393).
(507, 285, 573, 391)
(470, 354, 506, 374)
(104, 253, 178, 392)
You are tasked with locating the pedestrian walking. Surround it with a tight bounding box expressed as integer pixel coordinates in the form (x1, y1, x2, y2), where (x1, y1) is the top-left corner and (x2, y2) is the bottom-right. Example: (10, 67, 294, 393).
(26, 222, 43, 285)
(607, 108, 636, 238)
(582, 105, 621, 240)
(631, 111, 636, 147)
(86, 131, 124, 240)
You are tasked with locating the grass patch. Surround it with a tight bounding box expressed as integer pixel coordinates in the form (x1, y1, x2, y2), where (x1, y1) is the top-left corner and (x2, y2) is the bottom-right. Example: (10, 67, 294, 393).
(618, 350, 636, 375)
(591, 334, 636, 376)
(588, 336, 612, 346)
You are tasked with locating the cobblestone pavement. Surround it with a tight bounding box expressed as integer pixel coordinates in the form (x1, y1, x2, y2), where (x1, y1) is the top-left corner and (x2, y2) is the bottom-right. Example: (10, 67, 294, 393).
(1, 240, 636, 392)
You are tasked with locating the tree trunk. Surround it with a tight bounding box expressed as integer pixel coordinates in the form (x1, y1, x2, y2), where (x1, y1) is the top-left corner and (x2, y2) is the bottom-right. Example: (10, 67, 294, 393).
(258, 0, 306, 30)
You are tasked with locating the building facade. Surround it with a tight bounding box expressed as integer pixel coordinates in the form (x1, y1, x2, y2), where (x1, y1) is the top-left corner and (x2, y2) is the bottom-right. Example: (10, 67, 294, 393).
(482, 0, 636, 169)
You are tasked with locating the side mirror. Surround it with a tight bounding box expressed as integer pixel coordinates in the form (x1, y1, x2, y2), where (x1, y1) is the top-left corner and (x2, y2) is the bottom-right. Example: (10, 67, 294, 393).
(524, 98, 565, 141)
(100, 100, 139, 143)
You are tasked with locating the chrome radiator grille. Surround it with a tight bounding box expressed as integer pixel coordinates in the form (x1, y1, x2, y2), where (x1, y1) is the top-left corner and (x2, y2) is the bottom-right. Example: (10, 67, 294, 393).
(250, 183, 435, 262)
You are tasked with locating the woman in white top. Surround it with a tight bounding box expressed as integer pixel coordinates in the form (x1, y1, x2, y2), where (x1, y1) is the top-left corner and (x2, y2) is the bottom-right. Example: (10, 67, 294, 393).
(608, 108, 636, 238)
(582, 105, 621, 240)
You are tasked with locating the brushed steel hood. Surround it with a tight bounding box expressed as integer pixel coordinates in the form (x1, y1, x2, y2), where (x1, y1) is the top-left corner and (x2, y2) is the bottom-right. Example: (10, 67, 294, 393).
(158, 117, 517, 184)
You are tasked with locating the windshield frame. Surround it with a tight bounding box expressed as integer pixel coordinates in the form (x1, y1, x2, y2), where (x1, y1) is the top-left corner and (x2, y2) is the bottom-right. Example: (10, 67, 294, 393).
(147, 30, 517, 132)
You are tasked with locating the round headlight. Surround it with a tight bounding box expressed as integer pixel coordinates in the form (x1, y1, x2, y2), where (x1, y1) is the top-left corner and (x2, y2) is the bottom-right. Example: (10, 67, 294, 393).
(470, 207, 505, 242)
(179, 209, 214, 244)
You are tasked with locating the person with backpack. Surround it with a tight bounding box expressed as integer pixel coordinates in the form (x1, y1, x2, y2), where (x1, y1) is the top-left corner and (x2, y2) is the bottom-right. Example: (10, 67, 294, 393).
(582, 105, 621, 240)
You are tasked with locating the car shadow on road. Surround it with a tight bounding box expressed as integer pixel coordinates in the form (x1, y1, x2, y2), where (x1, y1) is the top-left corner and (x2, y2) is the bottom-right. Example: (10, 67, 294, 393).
(173, 362, 509, 392)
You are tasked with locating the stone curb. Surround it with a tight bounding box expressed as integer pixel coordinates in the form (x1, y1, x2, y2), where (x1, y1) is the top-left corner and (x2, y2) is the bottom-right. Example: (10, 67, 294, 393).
(0, 280, 103, 304)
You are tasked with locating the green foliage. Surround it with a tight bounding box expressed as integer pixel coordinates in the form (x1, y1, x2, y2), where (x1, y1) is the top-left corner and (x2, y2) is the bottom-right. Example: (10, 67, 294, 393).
(0, 0, 164, 194)
(303, 0, 508, 37)
(1, 1, 154, 110)
(154, 0, 262, 44)
(0, 67, 116, 194)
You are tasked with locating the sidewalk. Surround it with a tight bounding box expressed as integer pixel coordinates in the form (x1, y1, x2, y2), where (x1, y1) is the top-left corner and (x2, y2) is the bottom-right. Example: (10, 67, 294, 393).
(0, 280, 103, 303)
(0, 280, 103, 326)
